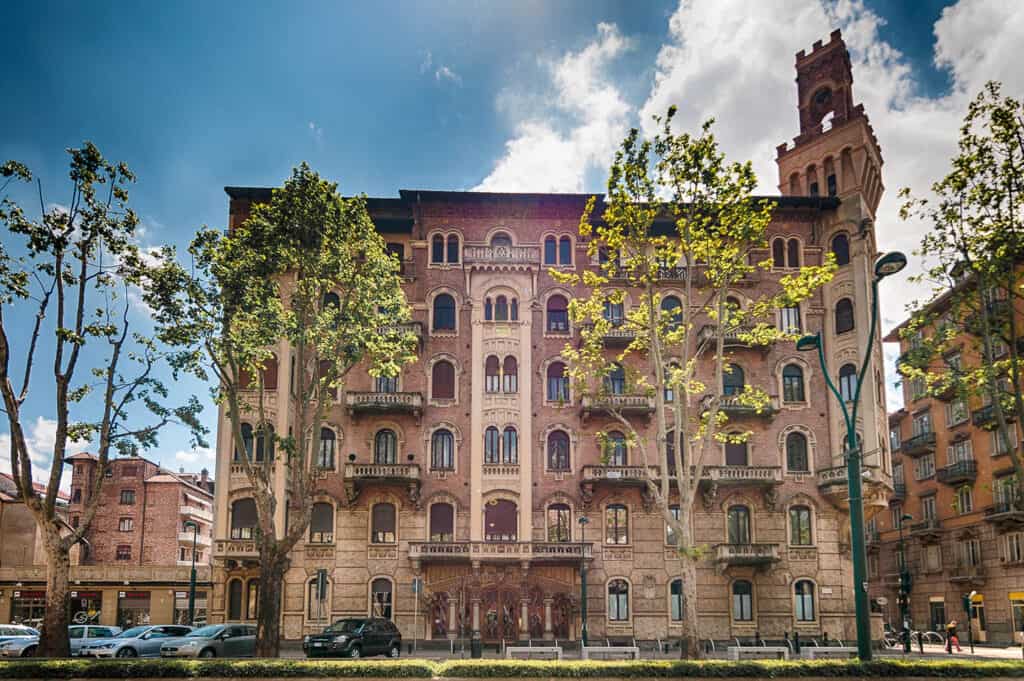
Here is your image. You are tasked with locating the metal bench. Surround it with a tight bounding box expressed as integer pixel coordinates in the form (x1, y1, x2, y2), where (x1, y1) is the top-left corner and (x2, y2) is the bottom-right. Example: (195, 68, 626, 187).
(727, 645, 790, 660)
(581, 645, 641, 660)
(505, 645, 562, 660)
(800, 646, 858, 659)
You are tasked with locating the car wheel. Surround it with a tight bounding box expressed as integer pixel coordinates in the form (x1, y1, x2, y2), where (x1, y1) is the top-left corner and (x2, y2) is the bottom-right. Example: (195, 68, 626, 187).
(348, 645, 361, 659)
(199, 648, 216, 658)
(389, 644, 400, 659)
(22, 646, 37, 658)
(116, 647, 137, 658)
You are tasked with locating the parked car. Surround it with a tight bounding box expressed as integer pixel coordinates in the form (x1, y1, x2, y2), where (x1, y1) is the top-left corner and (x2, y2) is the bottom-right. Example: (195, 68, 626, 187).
(303, 618, 401, 659)
(79, 625, 192, 658)
(160, 624, 256, 658)
(0, 625, 121, 658)
(0, 625, 38, 644)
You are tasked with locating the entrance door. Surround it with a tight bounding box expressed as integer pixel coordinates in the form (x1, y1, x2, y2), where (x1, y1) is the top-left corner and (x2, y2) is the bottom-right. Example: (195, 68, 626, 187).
(929, 602, 946, 632)
(481, 589, 519, 642)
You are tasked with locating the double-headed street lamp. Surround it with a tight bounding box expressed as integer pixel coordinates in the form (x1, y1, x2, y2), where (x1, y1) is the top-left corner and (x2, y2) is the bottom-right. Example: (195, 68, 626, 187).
(183, 520, 200, 626)
(797, 250, 907, 661)
(897, 512, 914, 653)
(578, 515, 590, 646)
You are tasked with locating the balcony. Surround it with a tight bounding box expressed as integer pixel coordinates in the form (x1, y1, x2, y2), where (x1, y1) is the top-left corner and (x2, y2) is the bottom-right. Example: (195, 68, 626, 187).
(407, 541, 593, 565)
(866, 527, 881, 545)
(949, 562, 986, 585)
(378, 321, 423, 349)
(817, 451, 893, 514)
(937, 459, 978, 485)
(482, 463, 520, 479)
(697, 324, 772, 350)
(984, 499, 1024, 527)
(713, 543, 780, 567)
(701, 465, 783, 487)
(703, 394, 780, 419)
(464, 244, 540, 268)
(972, 403, 1016, 430)
(891, 483, 906, 501)
(909, 518, 943, 541)
(900, 431, 937, 457)
(581, 464, 657, 486)
(179, 505, 213, 523)
(345, 391, 422, 416)
(178, 532, 212, 546)
(581, 394, 655, 418)
(343, 462, 422, 507)
(213, 539, 259, 561)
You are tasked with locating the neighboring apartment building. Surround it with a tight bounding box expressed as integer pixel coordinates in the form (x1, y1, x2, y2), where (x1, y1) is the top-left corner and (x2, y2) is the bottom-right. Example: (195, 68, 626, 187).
(0, 457, 215, 628)
(212, 30, 894, 643)
(872, 294, 1024, 643)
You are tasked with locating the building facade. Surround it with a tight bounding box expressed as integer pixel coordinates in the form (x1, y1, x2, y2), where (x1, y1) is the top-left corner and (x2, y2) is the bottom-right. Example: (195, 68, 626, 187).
(872, 296, 1024, 643)
(212, 30, 894, 644)
(0, 458, 215, 628)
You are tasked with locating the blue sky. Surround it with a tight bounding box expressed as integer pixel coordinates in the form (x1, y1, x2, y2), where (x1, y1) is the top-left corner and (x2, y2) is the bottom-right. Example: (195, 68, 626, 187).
(2, 0, 1021, 477)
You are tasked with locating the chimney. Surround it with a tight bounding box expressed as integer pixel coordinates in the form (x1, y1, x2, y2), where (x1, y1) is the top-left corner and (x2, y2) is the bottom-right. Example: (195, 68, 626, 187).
(201, 468, 209, 482)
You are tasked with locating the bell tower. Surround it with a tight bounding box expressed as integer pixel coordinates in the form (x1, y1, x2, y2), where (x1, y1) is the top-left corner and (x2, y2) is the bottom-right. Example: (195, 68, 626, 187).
(776, 29, 884, 219)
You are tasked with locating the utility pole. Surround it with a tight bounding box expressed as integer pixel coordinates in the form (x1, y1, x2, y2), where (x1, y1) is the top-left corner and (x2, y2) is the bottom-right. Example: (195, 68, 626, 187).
(184, 521, 199, 626)
(898, 513, 913, 653)
(578, 515, 589, 647)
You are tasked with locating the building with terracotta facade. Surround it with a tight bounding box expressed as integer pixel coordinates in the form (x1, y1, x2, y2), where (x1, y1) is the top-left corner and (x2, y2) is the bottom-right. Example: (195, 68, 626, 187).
(871, 285, 1024, 643)
(211, 30, 895, 645)
(0, 457, 215, 628)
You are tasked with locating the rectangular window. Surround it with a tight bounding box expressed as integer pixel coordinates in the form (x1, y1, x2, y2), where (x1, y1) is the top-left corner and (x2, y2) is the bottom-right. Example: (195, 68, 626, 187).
(779, 306, 801, 334)
(914, 454, 935, 480)
(118, 517, 134, 532)
(891, 505, 904, 529)
(921, 495, 937, 521)
(120, 489, 135, 505)
(122, 466, 138, 478)
(116, 545, 132, 561)
(947, 439, 972, 464)
(957, 486, 973, 514)
(868, 554, 880, 579)
(946, 398, 968, 427)
(910, 377, 927, 401)
(992, 427, 1018, 456)
(959, 538, 982, 567)
(889, 427, 902, 452)
(912, 411, 932, 436)
(893, 463, 905, 486)
(665, 505, 681, 546)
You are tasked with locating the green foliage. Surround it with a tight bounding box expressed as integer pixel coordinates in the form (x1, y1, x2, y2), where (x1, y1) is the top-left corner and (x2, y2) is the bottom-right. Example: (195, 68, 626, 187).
(0, 659, 434, 679)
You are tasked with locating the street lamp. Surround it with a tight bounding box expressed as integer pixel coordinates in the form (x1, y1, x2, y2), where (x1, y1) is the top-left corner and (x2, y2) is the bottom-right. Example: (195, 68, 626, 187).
(797, 250, 907, 661)
(897, 512, 913, 653)
(963, 590, 977, 654)
(578, 515, 590, 647)
(183, 520, 199, 626)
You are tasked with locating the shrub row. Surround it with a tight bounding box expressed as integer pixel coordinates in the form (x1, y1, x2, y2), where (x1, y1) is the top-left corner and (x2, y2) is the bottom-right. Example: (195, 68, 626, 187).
(0, 657, 1022, 679)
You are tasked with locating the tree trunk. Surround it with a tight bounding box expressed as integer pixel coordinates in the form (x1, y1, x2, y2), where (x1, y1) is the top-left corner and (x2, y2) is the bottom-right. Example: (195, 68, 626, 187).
(39, 532, 71, 658)
(679, 557, 702, 659)
(254, 545, 288, 657)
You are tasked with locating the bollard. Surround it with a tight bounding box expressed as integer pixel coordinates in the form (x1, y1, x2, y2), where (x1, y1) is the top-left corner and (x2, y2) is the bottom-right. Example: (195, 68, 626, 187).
(754, 631, 761, 647)
(794, 631, 801, 654)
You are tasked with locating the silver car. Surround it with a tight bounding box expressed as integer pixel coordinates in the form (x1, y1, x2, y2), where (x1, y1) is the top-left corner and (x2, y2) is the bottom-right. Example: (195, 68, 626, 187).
(160, 624, 256, 658)
(80, 625, 192, 658)
(0, 625, 121, 657)
(0, 625, 38, 645)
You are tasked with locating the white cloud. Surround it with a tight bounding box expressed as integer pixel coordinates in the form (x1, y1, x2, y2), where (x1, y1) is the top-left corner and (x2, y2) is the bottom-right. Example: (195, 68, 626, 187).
(308, 120, 324, 145)
(420, 50, 433, 74)
(474, 22, 631, 192)
(0, 416, 90, 491)
(174, 446, 214, 465)
(435, 65, 462, 85)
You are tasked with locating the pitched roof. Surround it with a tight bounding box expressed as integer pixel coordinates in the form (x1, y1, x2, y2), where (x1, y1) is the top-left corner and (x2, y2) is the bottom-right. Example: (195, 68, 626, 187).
(0, 471, 71, 501)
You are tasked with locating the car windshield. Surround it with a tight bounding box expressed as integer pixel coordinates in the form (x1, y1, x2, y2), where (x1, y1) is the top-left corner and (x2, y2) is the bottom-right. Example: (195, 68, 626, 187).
(325, 619, 363, 634)
(116, 626, 150, 639)
(186, 625, 224, 638)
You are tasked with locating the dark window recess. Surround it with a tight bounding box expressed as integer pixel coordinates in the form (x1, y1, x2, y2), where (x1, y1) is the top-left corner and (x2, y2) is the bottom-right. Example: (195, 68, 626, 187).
(432, 360, 456, 400)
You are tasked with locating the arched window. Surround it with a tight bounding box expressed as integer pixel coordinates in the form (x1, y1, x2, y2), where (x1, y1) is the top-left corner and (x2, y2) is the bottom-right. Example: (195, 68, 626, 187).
(794, 580, 815, 621)
(432, 360, 456, 400)
(502, 356, 518, 393)
(544, 236, 557, 264)
(787, 238, 800, 268)
(725, 296, 742, 325)
(484, 426, 500, 464)
(495, 295, 509, 321)
(661, 295, 682, 329)
(546, 295, 569, 333)
(235, 423, 254, 461)
(429, 503, 454, 542)
(228, 579, 243, 620)
(666, 431, 677, 476)
(318, 360, 336, 400)
(502, 427, 518, 464)
(772, 239, 785, 268)
(491, 232, 512, 248)
(670, 579, 683, 622)
(732, 581, 753, 621)
(484, 499, 517, 541)
(431, 429, 454, 470)
(374, 429, 397, 464)
(371, 578, 393, 619)
(831, 233, 850, 266)
(371, 503, 396, 543)
(605, 504, 628, 544)
(839, 363, 857, 402)
(786, 432, 809, 472)
(309, 502, 334, 544)
(433, 294, 456, 331)
(723, 363, 745, 396)
(446, 235, 460, 263)
(608, 579, 629, 621)
(510, 298, 518, 320)
(547, 503, 571, 542)
(605, 431, 627, 466)
(666, 503, 681, 545)
(375, 374, 398, 393)
(782, 364, 805, 403)
(484, 297, 493, 321)
(253, 424, 274, 463)
(431, 235, 445, 263)
(230, 498, 257, 540)
(605, 364, 626, 395)
(789, 506, 812, 546)
(547, 430, 570, 470)
(725, 440, 748, 466)
(727, 506, 751, 544)
(603, 300, 624, 325)
(308, 576, 329, 619)
(485, 355, 500, 394)
(835, 298, 854, 334)
(317, 428, 335, 469)
(559, 236, 572, 265)
(323, 292, 340, 310)
(246, 580, 259, 619)
(547, 362, 569, 402)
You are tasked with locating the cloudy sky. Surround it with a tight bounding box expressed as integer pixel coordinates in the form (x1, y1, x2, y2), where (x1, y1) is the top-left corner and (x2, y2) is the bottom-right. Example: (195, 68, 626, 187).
(1, 0, 1022, 482)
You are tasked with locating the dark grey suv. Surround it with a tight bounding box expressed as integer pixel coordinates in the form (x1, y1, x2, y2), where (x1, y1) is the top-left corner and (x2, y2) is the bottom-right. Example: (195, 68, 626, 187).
(303, 618, 401, 658)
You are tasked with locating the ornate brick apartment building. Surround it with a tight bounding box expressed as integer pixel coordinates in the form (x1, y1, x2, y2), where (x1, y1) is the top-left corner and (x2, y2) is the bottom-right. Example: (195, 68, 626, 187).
(211, 30, 895, 644)
(872, 291, 1024, 643)
(0, 458, 215, 628)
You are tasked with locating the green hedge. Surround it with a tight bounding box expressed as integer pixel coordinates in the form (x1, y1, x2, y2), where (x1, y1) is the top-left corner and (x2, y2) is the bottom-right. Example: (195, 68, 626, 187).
(0, 658, 1022, 679)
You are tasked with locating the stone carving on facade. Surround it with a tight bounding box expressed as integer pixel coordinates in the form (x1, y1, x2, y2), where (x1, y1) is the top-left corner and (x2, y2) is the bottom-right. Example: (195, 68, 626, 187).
(640, 487, 655, 513)
(407, 482, 422, 510)
(702, 482, 719, 511)
(763, 486, 779, 511)
(579, 482, 594, 511)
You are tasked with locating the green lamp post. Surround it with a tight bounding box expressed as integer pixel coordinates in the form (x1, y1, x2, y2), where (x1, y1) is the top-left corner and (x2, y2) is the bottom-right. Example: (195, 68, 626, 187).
(897, 512, 914, 653)
(183, 520, 199, 626)
(578, 515, 590, 647)
(797, 250, 907, 661)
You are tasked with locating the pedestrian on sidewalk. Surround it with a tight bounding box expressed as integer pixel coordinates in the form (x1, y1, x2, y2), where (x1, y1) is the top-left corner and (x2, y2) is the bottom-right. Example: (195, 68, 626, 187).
(946, 620, 962, 654)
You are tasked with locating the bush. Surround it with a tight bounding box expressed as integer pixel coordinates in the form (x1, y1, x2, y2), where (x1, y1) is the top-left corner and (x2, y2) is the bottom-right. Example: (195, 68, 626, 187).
(0, 659, 434, 679)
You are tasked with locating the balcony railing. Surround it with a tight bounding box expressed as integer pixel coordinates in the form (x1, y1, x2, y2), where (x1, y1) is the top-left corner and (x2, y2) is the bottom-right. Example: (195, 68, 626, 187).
(464, 245, 540, 266)
(178, 531, 212, 546)
(697, 324, 771, 349)
(344, 463, 421, 481)
(909, 518, 943, 536)
(581, 394, 655, 417)
(179, 505, 213, 522)
(713, 543, 780, 566)
(937, 459, 978, 485)
(972, 402, 1016, 429)
(213, 539, 259, 560)
(891, 483, 906, 500)
(482, 464, 520, 478)
(704, 394, 780, 418)
(702, 465, 783, 485)
(985, 499, 1024, 524)
(950, 562, 986, 583)
(408, 541, 593, 563)
(377, 322, 423, 347)
(345, 391, 422, 415)
(580, 464, 658, 485)
(900, 431, 937, 456)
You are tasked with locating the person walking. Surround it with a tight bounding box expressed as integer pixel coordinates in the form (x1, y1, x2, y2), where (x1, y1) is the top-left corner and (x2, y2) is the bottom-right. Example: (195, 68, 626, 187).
(946, 620, 962, 654)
